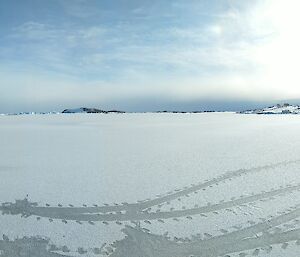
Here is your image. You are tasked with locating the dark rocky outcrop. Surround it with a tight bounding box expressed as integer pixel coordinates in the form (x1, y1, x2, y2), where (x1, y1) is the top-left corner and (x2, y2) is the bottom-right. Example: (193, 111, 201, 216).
(62, 108, 125, 114)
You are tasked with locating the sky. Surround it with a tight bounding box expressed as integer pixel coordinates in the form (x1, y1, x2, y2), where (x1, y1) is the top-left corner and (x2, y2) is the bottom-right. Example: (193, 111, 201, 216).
(1, 0, 300, 112)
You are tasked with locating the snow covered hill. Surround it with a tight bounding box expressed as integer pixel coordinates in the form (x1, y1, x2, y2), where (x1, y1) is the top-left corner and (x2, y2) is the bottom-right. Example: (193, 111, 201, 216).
(62, 107, 106, 113)
(62, 107, 125, 114)
(2, 108, 125, 115)
(240, 103, 300, 114)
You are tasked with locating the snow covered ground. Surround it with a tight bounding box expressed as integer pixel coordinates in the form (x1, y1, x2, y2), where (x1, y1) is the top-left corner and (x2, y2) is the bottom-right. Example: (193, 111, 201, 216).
(0, 113, 300, 257)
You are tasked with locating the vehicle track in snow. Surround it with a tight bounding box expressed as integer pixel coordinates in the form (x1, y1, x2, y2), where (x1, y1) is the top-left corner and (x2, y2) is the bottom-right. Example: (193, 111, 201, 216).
(1, 160, 298, 219)
(108, 207, 300, 257)
(2, 183, 300, 223)
(1, 160, 300, 257)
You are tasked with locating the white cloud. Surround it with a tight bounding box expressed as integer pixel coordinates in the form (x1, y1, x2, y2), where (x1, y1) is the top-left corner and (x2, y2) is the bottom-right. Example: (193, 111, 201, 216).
(11, 22, 63, 41)
(2, 0, 300, 112)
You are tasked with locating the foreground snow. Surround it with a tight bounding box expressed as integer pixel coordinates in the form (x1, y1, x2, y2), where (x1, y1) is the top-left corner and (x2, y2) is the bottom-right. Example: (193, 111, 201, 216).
(0, 113, 299, 256)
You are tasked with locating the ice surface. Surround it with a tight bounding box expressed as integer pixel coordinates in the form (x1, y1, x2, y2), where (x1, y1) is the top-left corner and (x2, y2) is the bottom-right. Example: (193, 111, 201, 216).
(0, 113, 299, 256)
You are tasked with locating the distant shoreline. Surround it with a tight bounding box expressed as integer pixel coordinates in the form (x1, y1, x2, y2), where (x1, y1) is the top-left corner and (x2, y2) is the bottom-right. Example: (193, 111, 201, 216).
(2, 103, 300, 116)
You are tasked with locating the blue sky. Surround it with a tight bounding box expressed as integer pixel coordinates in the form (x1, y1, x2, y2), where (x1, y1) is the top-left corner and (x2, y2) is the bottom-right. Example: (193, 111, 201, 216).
(1, 0, 299, 112)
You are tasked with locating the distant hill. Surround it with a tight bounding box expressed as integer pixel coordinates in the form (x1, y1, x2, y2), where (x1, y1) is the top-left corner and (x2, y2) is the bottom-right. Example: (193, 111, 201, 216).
(239, 103, 300, 114)
(2, 108, 125, 115)
(5, 104, 300, 115)
(62, 107, 125, 114)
